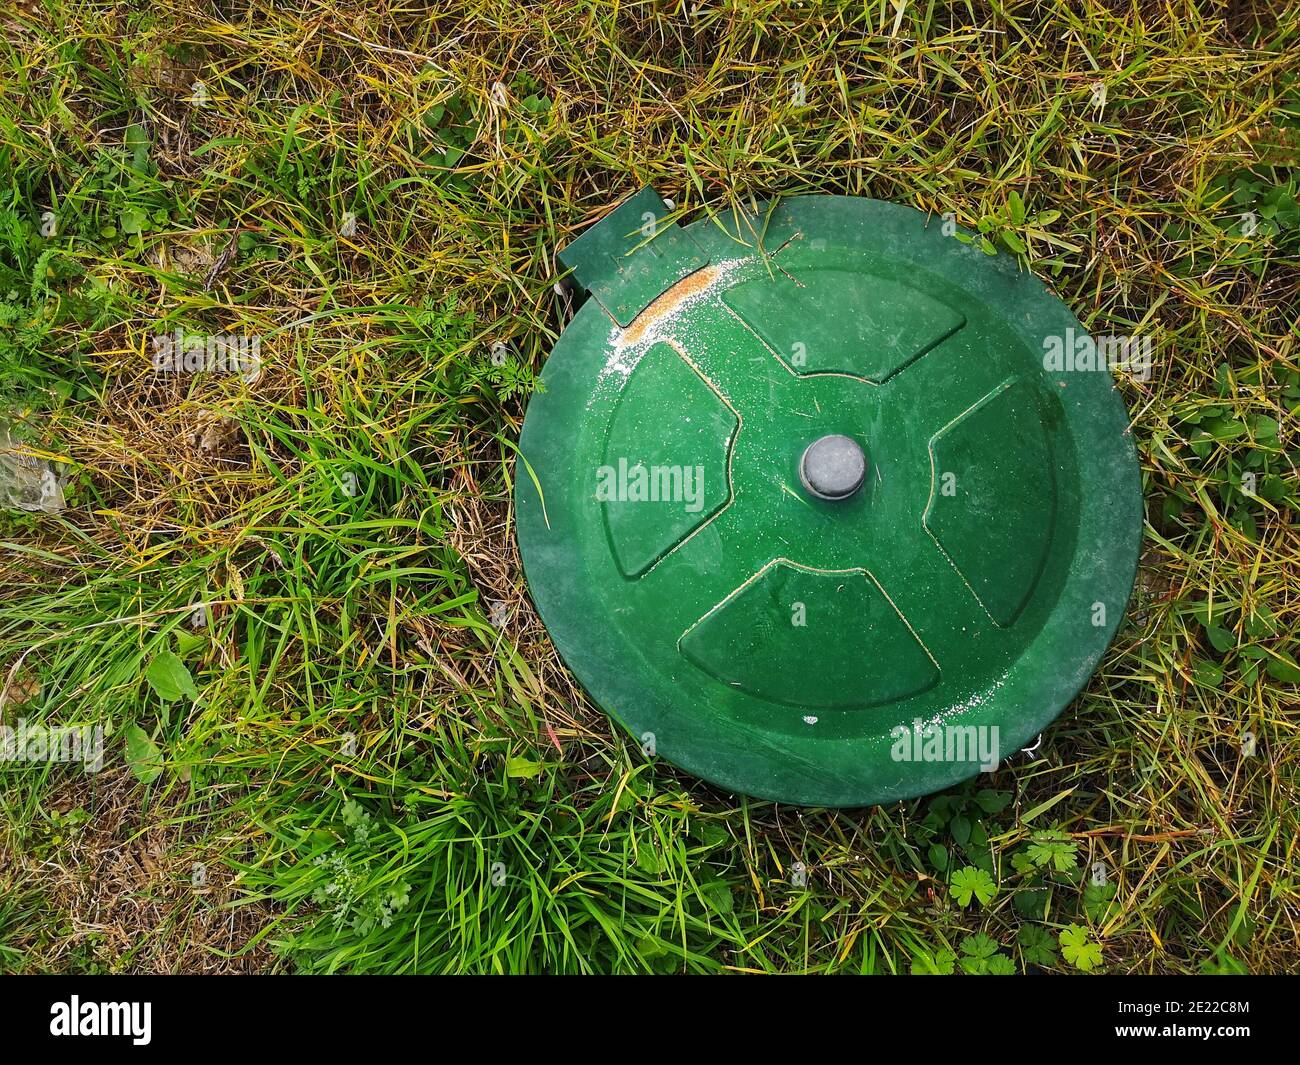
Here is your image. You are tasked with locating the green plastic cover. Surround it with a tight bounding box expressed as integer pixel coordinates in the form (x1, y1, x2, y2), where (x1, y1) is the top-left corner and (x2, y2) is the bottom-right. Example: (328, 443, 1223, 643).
(516, 188, 1141, 807)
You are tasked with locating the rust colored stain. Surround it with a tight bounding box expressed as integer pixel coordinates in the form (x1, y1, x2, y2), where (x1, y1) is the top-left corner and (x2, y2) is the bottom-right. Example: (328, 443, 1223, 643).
(616, 264, 720, 346)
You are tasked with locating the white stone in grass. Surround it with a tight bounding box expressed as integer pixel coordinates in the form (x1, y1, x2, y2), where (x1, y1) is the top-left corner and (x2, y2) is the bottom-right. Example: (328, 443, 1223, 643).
(0, 423, 65, 514)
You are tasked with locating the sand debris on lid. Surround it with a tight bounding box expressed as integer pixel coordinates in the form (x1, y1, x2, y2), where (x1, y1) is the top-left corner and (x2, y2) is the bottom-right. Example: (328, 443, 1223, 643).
(614, 263, 723, 348)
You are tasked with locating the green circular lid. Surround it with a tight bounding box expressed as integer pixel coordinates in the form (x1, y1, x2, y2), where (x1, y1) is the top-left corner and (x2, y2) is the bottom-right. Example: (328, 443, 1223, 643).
(516, 189, 1141, 807)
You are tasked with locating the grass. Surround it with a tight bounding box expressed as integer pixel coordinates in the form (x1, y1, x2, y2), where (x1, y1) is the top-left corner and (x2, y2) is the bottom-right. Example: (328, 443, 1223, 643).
(0, 0, 1297, 974)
